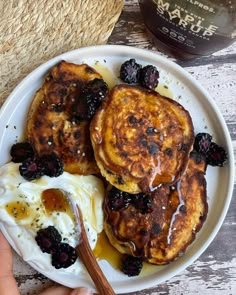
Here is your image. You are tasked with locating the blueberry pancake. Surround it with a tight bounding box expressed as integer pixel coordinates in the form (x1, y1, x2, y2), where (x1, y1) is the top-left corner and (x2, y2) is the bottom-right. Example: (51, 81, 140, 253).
(90, 84, 194, 193)
(27, 61, 103, 175)
(104, 152, 208, 264)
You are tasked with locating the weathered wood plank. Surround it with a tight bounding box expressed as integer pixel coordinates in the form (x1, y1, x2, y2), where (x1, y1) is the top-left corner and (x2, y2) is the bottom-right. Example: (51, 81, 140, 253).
(184, 63, 236, 141)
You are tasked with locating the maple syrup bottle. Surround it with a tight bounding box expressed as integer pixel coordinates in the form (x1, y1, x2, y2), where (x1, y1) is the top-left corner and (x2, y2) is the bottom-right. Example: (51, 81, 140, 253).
(138, 0, 236, 59)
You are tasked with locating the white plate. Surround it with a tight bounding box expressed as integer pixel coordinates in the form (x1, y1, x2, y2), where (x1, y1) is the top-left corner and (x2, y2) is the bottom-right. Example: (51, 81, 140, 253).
(0, 45, 234, 293)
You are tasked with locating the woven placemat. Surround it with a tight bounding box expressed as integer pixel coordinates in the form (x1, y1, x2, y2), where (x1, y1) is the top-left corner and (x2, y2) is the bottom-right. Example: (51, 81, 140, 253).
(0, 0, 124, 106)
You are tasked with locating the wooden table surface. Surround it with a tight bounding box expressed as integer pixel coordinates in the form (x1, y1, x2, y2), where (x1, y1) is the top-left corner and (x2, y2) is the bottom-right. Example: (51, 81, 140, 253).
(14, 1, 236, 294)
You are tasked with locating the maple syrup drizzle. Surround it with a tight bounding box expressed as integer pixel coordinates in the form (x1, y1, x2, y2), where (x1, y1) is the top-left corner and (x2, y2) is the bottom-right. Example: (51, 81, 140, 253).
(167, 181, 184, 245)
(41, 188, 74, 220)
(5, 201, 31, 221)
(149, 153, 176, 191)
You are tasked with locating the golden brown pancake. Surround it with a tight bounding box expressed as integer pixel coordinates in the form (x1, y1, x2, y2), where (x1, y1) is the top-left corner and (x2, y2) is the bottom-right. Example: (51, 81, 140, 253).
(90, 84, 194, 193)
(27, 61, 102, 175)
(104, 184, 170, 257)
(104, 152, 208, 264)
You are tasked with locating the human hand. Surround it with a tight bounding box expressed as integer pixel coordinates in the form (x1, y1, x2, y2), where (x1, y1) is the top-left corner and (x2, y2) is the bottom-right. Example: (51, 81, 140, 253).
(0, 230, 93, 295)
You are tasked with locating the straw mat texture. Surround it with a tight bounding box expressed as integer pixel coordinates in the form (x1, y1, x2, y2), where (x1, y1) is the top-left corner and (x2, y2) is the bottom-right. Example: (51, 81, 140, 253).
(0, 0, 124, 106)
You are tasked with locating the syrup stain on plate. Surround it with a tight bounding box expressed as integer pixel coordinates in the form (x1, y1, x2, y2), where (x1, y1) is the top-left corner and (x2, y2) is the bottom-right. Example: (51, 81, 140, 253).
(93, 230, 122, 270)
(156, 84, 173, 98)
(93, 62, 118, 89)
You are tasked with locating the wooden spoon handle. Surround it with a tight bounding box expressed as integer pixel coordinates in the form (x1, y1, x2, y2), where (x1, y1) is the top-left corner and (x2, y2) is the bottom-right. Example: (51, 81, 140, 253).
(76, 206, 116, 295)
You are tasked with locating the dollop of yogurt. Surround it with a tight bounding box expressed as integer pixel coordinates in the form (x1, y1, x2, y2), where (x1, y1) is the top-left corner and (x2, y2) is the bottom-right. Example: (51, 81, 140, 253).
(0, 162, 104, 283)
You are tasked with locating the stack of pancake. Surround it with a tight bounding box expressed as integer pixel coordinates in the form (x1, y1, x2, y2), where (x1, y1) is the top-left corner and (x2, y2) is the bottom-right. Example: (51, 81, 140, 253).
(27, 61, 208, 265)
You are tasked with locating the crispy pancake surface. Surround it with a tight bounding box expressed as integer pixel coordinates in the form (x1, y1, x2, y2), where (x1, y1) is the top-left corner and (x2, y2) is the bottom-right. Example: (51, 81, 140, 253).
(27, 61, 102, 174)
(104, 152, 208, 264)
(90, 84, 194, 193)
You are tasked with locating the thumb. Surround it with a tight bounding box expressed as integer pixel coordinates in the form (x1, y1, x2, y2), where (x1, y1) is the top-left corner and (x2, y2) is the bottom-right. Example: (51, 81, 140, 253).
(70, 287, 93, 295)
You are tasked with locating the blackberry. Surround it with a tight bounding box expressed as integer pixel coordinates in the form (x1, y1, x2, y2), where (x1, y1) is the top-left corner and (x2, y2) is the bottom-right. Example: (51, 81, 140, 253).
(40, 153, 64, 177)
(73, 78, 108, 120)
(190, 150, 206, 164)
(84, 78, 108, 102)
(107, 187, 132, 211)
(206, 142, 228, 167)
(19, 157, 44, 181)
(10, 142, 34, 163)
(35, 226, 62, 254)
(121, 255, 143, 276)
(139, 65, 159, 89)
(120, 59, 142, 84)
(51, 243, 77, 269)
(194, 133, 212, 154)
(132, 193, 153, 214)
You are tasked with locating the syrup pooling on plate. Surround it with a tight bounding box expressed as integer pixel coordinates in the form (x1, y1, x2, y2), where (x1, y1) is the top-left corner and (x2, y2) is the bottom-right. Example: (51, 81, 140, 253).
(156, 84, 173, 99)
(93, 230, 123, 270)
(93, 62, 118, 89)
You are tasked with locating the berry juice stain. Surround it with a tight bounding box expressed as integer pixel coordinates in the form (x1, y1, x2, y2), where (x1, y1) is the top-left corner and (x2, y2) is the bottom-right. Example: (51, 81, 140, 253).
(41, 188, 74, 220)
(5, 201, 31, 221)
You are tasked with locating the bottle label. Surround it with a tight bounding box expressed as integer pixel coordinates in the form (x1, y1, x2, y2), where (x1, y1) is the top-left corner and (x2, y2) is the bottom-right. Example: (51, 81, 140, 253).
(152, 0, 219, 48)
(139, 0, 236, 56)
